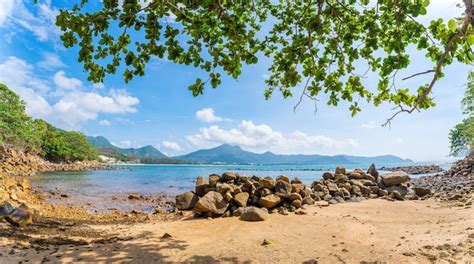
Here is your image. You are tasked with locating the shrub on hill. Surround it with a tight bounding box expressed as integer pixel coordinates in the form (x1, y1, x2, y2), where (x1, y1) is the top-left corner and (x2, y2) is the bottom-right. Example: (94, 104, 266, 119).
(0, 83, 98, 162)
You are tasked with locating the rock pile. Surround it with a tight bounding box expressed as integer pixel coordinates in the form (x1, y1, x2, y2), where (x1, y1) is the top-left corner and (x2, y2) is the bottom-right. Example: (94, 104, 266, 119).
(380, 165, 443, 175)
(413, 153, 473, 207)
(176, 164, 425, 221)
(0, 173, 36, 227)
(0, 144, 107, 176)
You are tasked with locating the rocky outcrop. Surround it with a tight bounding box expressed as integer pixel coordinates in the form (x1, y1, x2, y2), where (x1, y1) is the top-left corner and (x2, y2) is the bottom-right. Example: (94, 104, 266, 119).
(413, 153, 473, 207)
(176, 165, 427, 219)
(380, 165, 443, 175)
(0, 144, 108, 177)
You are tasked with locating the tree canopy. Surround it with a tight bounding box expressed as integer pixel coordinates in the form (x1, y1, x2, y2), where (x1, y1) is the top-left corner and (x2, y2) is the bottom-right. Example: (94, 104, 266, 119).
(56, 0, 473, 122)
(0, 83, 98, 162)
(449, 71, 473, 156)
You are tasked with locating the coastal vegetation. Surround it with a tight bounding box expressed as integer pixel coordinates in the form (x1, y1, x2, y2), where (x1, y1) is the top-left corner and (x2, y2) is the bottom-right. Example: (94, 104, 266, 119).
(449, 71, 474, 156)
(0, 83, 98, 163)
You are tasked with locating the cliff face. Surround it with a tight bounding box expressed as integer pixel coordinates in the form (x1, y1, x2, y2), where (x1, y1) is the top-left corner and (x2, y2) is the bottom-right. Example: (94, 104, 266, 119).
(0, 144, 107, 177)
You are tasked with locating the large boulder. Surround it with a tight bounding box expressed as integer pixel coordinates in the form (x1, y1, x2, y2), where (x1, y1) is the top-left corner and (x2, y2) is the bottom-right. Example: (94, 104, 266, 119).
(335, 166, 346, 175)
(234, 192, 250, 207)
(240, 207, 270, 221)
(209, 174, 221, 186)
(381, 171, 410, 187)
(276, 175, 290, 183)
(195, 176, 209, 197)
(194, 191, 229, 215)
(175, 192, 199, 210)
(5, 204, 33, 227)
(322, 172, 334, 180)
(259, 194, 281, 209)
(259, 178, 276, 189)
(275, 181, 292, 198)
(222, 172, 237, 182)
(367, 164, 379, 179)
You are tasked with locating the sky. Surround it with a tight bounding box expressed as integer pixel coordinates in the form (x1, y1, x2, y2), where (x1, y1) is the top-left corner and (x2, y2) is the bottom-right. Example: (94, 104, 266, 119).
(0, 0, 471, 161)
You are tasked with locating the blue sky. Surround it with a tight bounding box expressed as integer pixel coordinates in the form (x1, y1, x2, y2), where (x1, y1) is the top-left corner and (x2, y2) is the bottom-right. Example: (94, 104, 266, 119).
(0, 0, 471, 161)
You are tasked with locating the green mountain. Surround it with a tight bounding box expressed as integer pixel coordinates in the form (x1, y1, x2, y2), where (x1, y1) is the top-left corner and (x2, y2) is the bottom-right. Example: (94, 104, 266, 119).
(176, 144, 413, 165)
(87, 136, 167, 160)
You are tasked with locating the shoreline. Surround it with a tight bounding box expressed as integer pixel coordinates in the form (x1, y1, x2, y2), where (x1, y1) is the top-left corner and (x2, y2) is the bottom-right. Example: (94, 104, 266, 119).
(1, 152, 472, 263)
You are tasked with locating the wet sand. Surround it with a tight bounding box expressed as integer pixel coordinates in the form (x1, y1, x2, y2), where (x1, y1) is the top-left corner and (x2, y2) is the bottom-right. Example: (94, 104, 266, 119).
(1, 199, 472, 263)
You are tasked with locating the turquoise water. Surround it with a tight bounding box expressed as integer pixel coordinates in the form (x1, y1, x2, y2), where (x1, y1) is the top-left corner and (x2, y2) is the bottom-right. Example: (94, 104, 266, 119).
(30, 162, 447, 211)
(31, 163, 418, 196)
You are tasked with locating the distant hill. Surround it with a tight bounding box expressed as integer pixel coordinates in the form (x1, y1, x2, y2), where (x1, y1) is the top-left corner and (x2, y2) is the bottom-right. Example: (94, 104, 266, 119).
(87, 136, 167, 160)
(176, 144, 412, 165)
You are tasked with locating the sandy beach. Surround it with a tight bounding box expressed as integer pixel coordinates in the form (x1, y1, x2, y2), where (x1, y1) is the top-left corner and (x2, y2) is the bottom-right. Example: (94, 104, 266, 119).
(1, 199, 472, 263)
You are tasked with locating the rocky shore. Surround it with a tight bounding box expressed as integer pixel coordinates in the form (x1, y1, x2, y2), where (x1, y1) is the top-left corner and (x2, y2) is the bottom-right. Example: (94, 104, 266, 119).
(379, 164, 443, 175)
(0, 144, 109, 176)
(413, 153, 473, 207)
(175, 164, 433, 221)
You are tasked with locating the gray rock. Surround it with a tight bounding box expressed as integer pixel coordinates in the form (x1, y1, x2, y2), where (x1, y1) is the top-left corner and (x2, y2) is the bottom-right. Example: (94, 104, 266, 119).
(275, 181, 292, 198)
(0, 201, 14, 219)
(367, 163, 379, 179)
(194, 191, 229, 215)
(240, 207, 270, 221)
(175, 192, 199, 210)
(5, 204, 33, 227)
(381, 171, 410, 187)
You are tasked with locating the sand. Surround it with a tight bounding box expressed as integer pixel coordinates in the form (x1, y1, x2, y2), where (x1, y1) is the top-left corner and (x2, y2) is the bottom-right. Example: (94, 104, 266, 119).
(1, 199, 473, 263)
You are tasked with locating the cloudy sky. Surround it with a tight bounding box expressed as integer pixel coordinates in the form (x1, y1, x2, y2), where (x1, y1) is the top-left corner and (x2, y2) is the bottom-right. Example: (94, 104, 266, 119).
(0, 0, 471, 161)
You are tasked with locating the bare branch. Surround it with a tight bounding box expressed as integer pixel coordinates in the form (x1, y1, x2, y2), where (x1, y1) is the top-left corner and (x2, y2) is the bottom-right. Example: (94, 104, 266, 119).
(402, 70, 436, 81)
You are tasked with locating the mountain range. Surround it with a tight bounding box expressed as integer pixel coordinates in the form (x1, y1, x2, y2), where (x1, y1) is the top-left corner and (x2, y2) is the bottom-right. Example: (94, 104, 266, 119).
(87, 136, 413, 165)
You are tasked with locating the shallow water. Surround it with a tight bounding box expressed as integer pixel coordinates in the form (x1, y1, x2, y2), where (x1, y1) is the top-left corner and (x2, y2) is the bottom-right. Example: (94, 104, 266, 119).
(30, 162, 445, 212)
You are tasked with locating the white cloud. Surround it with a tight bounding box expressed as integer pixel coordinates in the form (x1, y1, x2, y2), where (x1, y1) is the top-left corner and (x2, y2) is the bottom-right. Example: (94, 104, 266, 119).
(196, 107, 231, 123)
(38, 52, 66, 70)
(53, 71, 82, 90)
(186, 120, 359, 155)
(2, 0, 60, 42)
(92, 82, 105, 89)
(161, 141, 182, 152)
(0, 56, 140, 129)
(0, 0, 14, 26)
(99, 119, 111, 126)
(361, 121, 379, 129)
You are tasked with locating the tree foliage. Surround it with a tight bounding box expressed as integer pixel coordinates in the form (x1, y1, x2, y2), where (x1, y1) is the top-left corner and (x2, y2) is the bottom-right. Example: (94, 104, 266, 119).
(56, 0, 473, 120)
(449, 71, 474, 156)
(0, 83, 98, 162)
(0, 83, 43, 153)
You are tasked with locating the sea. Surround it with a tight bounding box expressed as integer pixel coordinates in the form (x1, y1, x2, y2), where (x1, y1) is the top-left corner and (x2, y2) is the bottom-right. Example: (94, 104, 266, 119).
(30, 162, 453, 212)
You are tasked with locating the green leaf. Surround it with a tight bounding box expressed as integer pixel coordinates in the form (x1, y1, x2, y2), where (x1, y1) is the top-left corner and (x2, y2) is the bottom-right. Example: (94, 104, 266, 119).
(448, 19, 457, 32)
